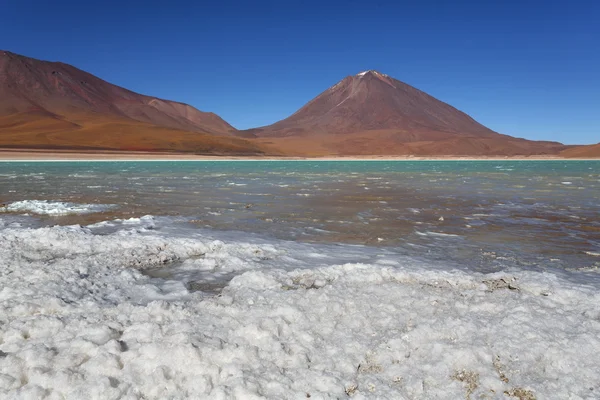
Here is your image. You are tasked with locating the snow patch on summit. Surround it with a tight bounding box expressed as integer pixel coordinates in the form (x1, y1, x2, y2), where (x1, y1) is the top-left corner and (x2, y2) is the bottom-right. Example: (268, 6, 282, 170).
(357, 70, 389, 78)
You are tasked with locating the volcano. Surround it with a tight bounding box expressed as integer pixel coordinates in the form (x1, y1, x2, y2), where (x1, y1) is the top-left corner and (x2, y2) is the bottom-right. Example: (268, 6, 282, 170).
(244, 71, 568, 156)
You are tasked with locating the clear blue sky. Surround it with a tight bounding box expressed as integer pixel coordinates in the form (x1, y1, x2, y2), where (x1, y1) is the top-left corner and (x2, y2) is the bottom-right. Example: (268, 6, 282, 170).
(2, 0, 598, 144)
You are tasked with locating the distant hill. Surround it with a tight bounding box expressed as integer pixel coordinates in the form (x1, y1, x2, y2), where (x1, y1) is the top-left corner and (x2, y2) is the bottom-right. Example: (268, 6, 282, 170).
(242, 70, 568, 156)
(0, 50, 266, 155)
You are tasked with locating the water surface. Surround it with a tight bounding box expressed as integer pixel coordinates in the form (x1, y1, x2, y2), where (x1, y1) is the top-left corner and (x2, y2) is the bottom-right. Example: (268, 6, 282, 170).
(1, 160, 599, 275)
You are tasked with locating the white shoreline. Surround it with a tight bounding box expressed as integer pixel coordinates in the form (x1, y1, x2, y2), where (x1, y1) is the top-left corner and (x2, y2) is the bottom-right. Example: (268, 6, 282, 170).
(0, 149, 598, 161)
(1, 158, 598, 162)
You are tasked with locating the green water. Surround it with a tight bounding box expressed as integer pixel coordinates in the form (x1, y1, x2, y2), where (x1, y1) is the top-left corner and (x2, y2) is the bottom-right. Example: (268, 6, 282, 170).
(1, 160, 599, 273)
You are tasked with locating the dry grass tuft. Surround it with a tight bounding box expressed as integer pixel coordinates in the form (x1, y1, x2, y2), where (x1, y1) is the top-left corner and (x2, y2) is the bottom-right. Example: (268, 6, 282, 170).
(504, 387, 537, 400)
(452, 369, 479, 400)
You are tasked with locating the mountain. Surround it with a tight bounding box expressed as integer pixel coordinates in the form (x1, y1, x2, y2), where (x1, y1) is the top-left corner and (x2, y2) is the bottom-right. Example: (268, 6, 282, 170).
(244, 71, 568, 156)
(246, 71, 498, 138)
(0, 50, 236, 135)
(0, 51, 267, 155)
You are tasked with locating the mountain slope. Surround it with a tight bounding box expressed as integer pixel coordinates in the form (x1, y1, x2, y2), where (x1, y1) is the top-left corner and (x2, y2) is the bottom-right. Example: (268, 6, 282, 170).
(561, 143, 600, 158)
(0, 50, 236, 136)
(0, 111, 266, 155)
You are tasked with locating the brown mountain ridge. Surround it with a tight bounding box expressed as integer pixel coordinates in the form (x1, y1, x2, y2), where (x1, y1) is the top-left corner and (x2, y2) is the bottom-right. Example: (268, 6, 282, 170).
(0, 51, 594, 157)
(0, 50, 266, 155)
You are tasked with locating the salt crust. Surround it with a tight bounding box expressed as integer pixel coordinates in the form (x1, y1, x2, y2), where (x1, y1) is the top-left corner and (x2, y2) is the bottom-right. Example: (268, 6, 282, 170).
(1, 217, 599, 399)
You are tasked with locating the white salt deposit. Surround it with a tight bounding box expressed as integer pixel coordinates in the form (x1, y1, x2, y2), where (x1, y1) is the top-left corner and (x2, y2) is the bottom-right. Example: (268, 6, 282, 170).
(415, 230, 461, 238)
(1, 200, 115, 216)
(0, 217, 599, 399)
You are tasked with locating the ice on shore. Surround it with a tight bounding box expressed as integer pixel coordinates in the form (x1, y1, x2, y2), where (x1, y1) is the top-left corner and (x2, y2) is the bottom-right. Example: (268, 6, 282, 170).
(1, 200, 115, 216)
(1, 218, 599, 399)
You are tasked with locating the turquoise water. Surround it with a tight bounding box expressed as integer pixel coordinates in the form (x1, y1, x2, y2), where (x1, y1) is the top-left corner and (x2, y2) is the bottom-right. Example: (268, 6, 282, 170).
(1, 159, 598, 174)
(1, 160, 599, 274)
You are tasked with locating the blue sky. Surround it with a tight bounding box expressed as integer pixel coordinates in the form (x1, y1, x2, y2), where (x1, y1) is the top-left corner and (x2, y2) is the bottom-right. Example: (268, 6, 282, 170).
(2, 0, 599, 144)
